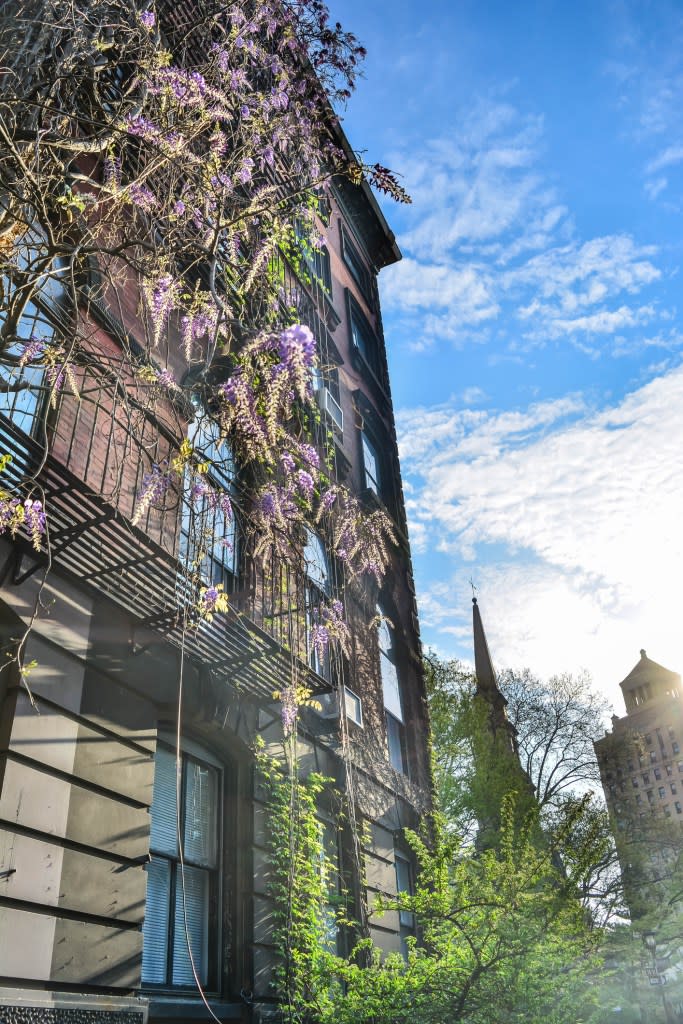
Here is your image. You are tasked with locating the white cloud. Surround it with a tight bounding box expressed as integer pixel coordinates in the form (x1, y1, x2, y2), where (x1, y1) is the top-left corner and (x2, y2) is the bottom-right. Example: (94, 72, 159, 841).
(400, 366, 683, 701)
(646, 145, 683, 175)
(380, 98, 667, 355)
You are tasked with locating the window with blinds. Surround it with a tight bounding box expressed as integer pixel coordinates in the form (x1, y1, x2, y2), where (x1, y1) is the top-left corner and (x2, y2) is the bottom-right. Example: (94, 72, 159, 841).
(142, 744, 221, 989)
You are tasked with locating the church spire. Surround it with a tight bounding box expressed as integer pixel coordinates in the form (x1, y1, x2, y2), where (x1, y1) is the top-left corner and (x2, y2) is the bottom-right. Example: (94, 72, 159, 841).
(472, 597, 512, 735)
(473, 596, 498, 694)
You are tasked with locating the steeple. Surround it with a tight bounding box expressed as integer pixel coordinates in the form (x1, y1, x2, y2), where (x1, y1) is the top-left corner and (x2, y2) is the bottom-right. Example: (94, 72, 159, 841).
(470, 597, 539, 852)
(472, 597, 515, 750)
(473, 596, 499, 694)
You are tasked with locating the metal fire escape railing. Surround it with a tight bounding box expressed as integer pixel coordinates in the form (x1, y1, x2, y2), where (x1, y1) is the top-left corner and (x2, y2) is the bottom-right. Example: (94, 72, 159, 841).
(0, 399, 332, 704)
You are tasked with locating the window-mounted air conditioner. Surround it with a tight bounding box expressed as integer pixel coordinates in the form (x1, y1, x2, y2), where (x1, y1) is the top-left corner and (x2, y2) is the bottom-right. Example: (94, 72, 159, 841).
(317, 687, 363, 727)
(316, 386, 343, 436)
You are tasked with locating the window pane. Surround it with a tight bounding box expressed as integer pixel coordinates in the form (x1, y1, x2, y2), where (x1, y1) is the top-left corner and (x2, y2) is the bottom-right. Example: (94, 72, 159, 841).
(386, 713, 406, 774)
(362, 434, 379, 493)
(142, 857, 171, 984)
(150, 746, 179, 857)
(395, 855, 415, 929)
(171, 864, 210, 986)
(183, 760, 218, 867)
(381, 652, 403, 721)
(304, 530, 330, 592)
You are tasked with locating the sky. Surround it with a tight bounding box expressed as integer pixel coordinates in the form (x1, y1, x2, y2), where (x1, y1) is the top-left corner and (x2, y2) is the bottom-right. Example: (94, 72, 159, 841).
(331, 0, 683, 712)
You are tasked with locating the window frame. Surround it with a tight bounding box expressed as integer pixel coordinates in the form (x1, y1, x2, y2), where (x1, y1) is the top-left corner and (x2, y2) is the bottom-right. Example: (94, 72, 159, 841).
(361, 429, 381, 497)
(394, 848, 416, 959)
(377, 606, 409, 776)
(340, 224, 373, 305)
(0, 240, 69, 437)
(180, 408, 239, 592)
(142, 739, 223, 992)
(304, 528, 332, 681)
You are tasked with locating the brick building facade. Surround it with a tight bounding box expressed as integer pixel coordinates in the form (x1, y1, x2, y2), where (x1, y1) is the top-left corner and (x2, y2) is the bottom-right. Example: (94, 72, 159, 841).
(0, 7, 431, 1023)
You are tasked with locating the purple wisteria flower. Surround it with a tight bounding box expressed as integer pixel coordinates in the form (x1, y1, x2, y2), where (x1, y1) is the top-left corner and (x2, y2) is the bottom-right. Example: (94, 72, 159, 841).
(310, 621, 330, 660)
(198, 583, 229, 622)
(279, 685, 298, 737)
(18, 336, 45, 367)
(295, 469, 314, 498)
(237, 158, 254, 184)
(132, 464, 170, 525)
(139, 9, 155, 28)
(319, 487, 337, 513)
(46, 364, 65, 394)
(0, 496, 19, 534)
(125, 115, 160, 141)
(128, 183, 157, 211)
(23, 499, 46, 551)
(278, 324, 316, 369)
(147, 274, 177, 344)
(172, 199, 186, 216)
(298, 443, 320, 470)
(155, 368, 176, 389)
(280, 451, 295, 474)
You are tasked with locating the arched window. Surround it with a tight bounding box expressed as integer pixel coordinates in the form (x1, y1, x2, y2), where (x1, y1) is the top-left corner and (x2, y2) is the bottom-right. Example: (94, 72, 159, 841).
(378, 606, 407, 775)
(304, 529, 331, 679)
(0, 233, 67, 435)
(180, 407, 238, 589)
(142, 739, 222, 989)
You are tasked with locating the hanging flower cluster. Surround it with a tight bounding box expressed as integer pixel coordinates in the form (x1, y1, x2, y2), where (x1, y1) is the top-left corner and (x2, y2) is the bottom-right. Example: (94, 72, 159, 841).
(197, 582, 229, 622)
(0, 458, 46, 551)
(309, 599, 350, 660)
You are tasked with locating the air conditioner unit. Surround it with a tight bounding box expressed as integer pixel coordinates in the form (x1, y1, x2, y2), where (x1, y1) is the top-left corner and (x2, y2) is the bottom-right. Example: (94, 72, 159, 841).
(317, 687, 363, 727)
(316, 386, 343, 435)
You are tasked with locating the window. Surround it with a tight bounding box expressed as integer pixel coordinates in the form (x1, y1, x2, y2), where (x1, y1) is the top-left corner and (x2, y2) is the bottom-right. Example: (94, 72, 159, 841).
(304, 530, 332, 680)
(142, 743, 221, 988)
(394, 850, 415, 959)
(632, 778, 639, 788)
(650, 750, 658, 764)
(676, 802, 682, 815)
(361, 431, 380, 496)
(180, 409, 238, 590)
(647, 790, 655, 804)
(672, 783, 678, 795)
(665, 804, 671, 817)
(636, 794, 642, 805)
(348, 294, 383, 384)
(673, 741, 680, 755)
(655, 767, 662, 780)
(627, 759, 634, 772)
(378, 607, 407, 775)
(678, 761, 683, 773)
(293, 220, 332, 295)
(0, 238, 67, 435)
(659, 786, 666, 798)
(667, 764, 673, 777)
(341, 226, 372, 303)
(642, 773, 650, 785)
(318, 815, 343, 955)
(645, 733, 653, 745)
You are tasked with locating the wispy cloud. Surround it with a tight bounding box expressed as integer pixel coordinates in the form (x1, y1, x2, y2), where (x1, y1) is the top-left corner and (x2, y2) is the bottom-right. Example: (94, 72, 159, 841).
(381, 99, 668, 355)
(398, 365, 683, 697)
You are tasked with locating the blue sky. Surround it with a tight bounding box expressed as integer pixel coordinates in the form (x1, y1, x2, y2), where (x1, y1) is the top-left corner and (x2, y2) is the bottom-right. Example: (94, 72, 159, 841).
(333, 0, 683, 710)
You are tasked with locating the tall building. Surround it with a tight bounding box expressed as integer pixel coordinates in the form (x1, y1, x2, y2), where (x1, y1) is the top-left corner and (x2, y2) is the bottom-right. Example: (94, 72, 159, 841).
(0, 6, 431, 1024)
(595, 650, 683, 917)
